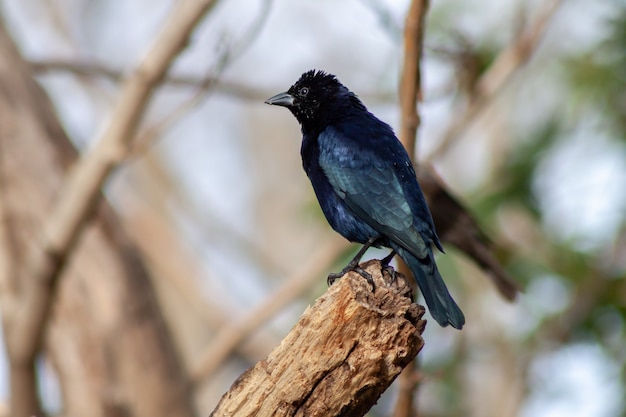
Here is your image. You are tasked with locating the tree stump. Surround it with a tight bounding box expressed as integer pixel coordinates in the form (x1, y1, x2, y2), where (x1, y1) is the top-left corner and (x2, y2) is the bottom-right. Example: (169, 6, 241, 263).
(211, 259, 426, 417)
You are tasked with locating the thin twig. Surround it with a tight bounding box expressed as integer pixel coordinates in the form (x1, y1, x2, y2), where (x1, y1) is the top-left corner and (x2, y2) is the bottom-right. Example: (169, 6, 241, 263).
(9, 0, 222, 390)
(190, 236, 350, 384)
(425, 0, 564, 162)
(128, 0, 274, 157)
(128, 46, 232, 157)
(30, 58, 262, 95)
(30, 59, 398, 104)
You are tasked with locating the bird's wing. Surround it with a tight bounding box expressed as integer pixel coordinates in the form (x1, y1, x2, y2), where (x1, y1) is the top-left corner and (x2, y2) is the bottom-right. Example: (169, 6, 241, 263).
(317, 127, 433, 259)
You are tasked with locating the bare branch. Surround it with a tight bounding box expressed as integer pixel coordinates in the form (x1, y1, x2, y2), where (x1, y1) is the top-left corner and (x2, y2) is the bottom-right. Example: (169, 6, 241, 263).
(425, 0, 564, 161)
(395, 1, 429, 415)
(0, 12, 199, 415)
(119, 170, 281, 360)
(9, 0, 222, 392)
(392, 361, 423, 417)
(398, 0, 429, 159)
(30, 59, 398, 104)
(418, 167, 521, 301)
(30, 58, 264, 97)
(0, 113, 17, 302)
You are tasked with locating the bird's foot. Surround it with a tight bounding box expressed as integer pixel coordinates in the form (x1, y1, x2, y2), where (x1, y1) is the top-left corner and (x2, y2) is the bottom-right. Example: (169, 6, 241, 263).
(381, 264, 397, 284)
(327, 270, 343, 286)
(354, 266, 375, 291)
(327, 263, 375, 291)
(380, 250, 397, 283)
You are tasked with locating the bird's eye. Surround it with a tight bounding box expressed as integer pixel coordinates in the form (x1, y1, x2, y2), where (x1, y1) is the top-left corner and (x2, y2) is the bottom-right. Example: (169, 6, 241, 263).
(299, 87, 310, 97)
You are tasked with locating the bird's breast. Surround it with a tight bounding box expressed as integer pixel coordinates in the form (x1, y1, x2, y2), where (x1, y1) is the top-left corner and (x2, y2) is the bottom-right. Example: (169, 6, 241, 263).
(301, 140, 378, 244)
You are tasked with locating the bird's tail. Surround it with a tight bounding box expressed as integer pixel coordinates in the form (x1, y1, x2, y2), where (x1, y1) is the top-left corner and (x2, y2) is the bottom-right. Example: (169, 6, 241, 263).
(393, 245, 465, 329)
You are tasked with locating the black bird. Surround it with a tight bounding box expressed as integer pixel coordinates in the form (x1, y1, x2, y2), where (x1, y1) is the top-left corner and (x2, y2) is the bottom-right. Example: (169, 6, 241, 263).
(265, 70, 465, 329)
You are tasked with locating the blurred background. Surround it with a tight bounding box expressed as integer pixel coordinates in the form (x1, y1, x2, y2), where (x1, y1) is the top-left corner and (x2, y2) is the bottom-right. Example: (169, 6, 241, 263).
(0, 0, 625, 416)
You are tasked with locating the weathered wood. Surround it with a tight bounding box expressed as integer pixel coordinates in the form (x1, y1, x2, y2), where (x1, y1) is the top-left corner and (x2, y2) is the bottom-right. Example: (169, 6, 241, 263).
(211, 260, 426, 417)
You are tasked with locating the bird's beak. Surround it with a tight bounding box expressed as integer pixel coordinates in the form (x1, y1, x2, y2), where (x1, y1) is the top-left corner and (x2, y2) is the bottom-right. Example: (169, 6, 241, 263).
(265, 92, 294, 107)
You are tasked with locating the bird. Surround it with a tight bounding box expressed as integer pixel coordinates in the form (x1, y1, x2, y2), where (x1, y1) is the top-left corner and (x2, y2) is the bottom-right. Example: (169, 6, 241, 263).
(265, 70, 465, 329)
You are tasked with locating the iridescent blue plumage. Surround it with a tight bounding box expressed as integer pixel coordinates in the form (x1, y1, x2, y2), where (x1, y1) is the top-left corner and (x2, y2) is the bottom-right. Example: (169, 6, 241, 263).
(266, 70, 465, 329)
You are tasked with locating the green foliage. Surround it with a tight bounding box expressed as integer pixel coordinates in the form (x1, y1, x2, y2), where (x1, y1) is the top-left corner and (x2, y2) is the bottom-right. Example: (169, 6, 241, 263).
(565, 7, 626, 134)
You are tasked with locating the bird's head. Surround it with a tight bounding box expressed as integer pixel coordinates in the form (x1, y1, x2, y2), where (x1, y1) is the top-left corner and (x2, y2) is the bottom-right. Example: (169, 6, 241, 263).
(265, 70, 364, 131)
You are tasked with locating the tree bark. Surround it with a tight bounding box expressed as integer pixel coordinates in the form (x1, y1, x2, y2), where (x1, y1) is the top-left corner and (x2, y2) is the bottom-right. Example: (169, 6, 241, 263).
(211, 260, 426, 417)
(0, 20, 196, 417)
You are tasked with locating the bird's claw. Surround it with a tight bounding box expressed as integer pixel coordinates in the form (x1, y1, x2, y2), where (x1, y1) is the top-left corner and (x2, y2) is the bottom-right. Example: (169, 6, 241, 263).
(354, 266, 376, 291)
(327, 271, 342, 286)
(381, 263, 397, 284)
(380, 249, 398, 283)
(327, 263, 376, 291)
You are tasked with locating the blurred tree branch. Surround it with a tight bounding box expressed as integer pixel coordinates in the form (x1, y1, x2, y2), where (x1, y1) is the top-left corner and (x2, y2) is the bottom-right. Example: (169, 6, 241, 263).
(117, 159, 281, 360)
(9, 2, 221, 401)
(417, 167, 520, 300)
(399, 0, 428, 161)
(426, 0, 564, 162)
(129, 0, 275, 157)
(0, 15, 198, 417)
(396, 1, 429, 415)
(136, 151, 290, 277)
(210, 261, 425, 417)
(30, 58, 269, 97)
(30, 59, 398, 104)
